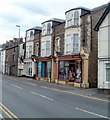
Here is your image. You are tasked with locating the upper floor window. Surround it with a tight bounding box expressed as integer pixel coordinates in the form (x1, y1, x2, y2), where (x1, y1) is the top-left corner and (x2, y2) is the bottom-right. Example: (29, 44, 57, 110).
(41, 41, 45, 56)
(67, 14, 72, 27)
(55, 37, 60, 52)
(74, 11, 79, 25)
(73, 34, 79, 54)
(30, 31, 34, 40)
(36, 43, 39, 56)
(46, 41, 51, 56)
(13, 54, 15, 62)
(66, 35, 71, 54)
(42, 24, 46, 35)
(29, 46, 32, 58)
(47, 23, 51, 35)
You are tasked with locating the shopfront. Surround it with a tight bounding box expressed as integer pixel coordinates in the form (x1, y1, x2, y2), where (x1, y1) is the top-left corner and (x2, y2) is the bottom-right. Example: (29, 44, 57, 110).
(57, 55, 82, 84)
(36, 57, 52, 80)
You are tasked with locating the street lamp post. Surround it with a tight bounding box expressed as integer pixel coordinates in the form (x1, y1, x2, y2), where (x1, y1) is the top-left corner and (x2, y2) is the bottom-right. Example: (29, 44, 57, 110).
(16, 25, 20, 76)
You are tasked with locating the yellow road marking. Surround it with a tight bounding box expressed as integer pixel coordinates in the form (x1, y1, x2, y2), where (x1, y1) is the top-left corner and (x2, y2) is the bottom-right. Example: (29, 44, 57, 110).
(0, 103, 20, 119)
(40, 86, 110, 103)
(0, 106, 14, 120)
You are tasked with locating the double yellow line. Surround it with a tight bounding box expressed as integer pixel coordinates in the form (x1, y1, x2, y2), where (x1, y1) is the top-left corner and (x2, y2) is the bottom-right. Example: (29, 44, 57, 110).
(0, 103, 20, 120)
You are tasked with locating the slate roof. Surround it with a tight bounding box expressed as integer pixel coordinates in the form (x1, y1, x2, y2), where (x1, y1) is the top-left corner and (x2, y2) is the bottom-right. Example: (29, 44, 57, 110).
(94, 2, 110, 31)
(26, 26, 42, 32)
(42, 18, 65, 24)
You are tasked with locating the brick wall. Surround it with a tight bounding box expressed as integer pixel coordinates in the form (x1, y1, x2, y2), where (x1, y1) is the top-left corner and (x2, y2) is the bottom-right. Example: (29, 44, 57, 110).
(81, 6, 107, 88)
(52, 22, 65, 56)
(6, 46, 18, 76)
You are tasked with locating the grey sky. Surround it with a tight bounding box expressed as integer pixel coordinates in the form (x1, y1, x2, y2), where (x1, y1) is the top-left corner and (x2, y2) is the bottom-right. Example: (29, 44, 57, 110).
(0, 0, 109, 44)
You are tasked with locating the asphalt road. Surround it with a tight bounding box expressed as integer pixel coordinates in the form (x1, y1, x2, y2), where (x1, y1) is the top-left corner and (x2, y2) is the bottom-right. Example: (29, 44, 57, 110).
(1, 75, 110, 119)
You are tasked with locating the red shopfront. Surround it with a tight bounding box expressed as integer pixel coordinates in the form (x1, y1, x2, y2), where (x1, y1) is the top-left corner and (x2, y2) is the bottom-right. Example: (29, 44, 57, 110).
(36, 57, 52, 79)
(57, 55, 82, 83)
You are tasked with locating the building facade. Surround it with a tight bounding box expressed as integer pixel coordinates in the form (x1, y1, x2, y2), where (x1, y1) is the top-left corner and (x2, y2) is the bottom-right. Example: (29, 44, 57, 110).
(18, 43, 25, 76)
(36, 18, 65, 82)
(0, 50, 6, 74)
(23, 27, 41, 77)
(5, 38, 23, 76)
(95, 3, 110, 89)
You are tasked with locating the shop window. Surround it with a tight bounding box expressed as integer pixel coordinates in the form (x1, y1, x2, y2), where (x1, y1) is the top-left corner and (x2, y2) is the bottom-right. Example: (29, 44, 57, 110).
(74, 11, 79, 25)
(73, 34, 79, 54)
(106, 63, 110, 82)
(28, 62, 32, 76)
(47, 62, 51, 78)
(75, 61, 81, 83)
(59, 61, 76, 81)
(59, 61, 64, 79)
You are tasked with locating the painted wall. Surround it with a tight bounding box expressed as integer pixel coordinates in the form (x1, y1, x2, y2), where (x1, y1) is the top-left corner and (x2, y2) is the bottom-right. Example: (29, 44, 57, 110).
(1, 50, 6, 74)
(98, 12, 110, 89)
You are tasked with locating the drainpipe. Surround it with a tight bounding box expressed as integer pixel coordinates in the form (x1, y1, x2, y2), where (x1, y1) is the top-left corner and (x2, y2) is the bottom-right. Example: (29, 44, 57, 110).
(90, 15, 93, 51)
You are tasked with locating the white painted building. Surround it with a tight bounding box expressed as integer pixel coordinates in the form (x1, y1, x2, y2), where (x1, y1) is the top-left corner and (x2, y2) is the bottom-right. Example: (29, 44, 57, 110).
(95, 3, 110, 89)
(1, 50, 6, 74)
(24, 27, 41, 77)
(18, 43, 24, 76)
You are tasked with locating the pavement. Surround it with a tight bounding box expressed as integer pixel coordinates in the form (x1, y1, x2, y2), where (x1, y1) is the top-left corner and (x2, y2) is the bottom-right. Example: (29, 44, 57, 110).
(3, 74, 110, 101)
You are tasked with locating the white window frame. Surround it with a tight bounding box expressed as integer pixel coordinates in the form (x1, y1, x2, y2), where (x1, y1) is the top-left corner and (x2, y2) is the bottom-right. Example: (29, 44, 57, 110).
(55, 37, 60, 52)
(41, 41, 45, 57)
(74, 11, 79, 26)
(105, 63, 110, 83)
(46, 41, 51, 56)
(73, 34, 79, 54)
(66, 35, 71, 54)
(67, 14, 72, 27)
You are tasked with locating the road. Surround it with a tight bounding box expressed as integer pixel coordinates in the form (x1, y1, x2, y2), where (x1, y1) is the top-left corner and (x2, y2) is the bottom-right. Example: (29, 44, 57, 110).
(0, 75, 110, 119)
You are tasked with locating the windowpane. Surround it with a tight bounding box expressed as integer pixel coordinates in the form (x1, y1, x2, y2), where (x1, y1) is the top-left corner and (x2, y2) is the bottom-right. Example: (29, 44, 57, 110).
(46, 41, 50, 56)
(106, 63, 110, 82)
(47, 23, 51, 35)
(74, 11, 79, 25)
(73, 34, 79, 54)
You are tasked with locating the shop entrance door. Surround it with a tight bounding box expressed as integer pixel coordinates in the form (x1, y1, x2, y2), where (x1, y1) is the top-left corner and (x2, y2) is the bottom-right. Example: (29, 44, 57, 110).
(41, 62, 46, 77)
(69, 61, 75, 80)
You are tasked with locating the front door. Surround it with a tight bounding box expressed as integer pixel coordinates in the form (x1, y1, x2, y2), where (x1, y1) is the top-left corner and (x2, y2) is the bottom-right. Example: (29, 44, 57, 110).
(41, 62, 46, 77)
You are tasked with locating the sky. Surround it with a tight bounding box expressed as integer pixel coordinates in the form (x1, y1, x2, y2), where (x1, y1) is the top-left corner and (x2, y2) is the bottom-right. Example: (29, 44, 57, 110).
(0, 0, 110, 44)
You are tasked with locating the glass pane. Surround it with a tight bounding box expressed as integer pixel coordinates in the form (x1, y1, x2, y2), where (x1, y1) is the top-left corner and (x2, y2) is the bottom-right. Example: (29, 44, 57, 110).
(38, 62, 42, 77)
(59, 61, 64, 79)
(47, 62, 51, 78)
(106, 68, 110, 82)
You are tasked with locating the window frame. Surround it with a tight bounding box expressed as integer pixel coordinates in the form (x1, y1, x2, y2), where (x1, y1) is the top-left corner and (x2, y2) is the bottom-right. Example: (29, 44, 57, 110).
(74, 11, 79, 26)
